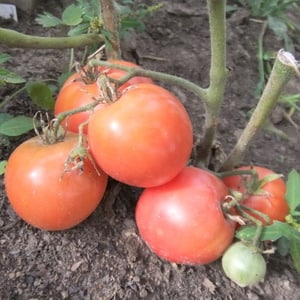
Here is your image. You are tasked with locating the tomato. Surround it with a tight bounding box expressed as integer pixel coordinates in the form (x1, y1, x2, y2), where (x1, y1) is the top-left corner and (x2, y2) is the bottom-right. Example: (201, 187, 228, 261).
(54, 82, 103, 133)
(135, 166, 236, 264)
(88, 83, 193, 188)
(222, 166, 288, 224)
(222, 241, 266, 287)
(55, 60, 153, 134)
(4, 133, 108, 231)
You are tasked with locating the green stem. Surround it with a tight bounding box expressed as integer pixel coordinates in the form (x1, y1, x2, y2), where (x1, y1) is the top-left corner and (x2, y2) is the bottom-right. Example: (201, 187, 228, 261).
(236, 206, 264, 247)
(217, 168, 258, 179)
(221, 50, 298, 171)
(99, 0, 121, 59)
(255, 21, 268, 98)
(89, 59, 208, 101)
(0, 27, 103, 49)
(195, 0, 228, 167)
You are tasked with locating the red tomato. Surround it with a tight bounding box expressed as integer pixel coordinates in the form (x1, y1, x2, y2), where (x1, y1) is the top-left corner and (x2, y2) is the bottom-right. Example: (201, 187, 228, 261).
(88, 83, 193, 188)
(55, 83, 103, 133)
(222, 166, 288, 224)
(135, 166, 236, 264)
(55, 60, 153, 133)
(4, 133, 108, 231)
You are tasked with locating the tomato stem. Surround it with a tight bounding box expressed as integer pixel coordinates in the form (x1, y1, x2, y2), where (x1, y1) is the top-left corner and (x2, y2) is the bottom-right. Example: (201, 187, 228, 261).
(217, 169, 258, 179)
(99, 0, 121, 59)
(236, 206, 265, 247)
(221, 50, 298, 171)
(0, 27, 104, 49)
(88, 59, 208, 102)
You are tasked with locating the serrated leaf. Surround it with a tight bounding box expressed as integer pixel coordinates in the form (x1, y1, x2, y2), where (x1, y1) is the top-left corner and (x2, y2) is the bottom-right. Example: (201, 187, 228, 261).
(62, 5, 83, 26)
(26, 82, 55, 110)
(0, 116, 34, 136)
(0, 68, 26, 84)
(0, 53, 11, 64)
(286, 169, 300, 213)
(0, 160, 7, 176)
(36, 12, 62, 27)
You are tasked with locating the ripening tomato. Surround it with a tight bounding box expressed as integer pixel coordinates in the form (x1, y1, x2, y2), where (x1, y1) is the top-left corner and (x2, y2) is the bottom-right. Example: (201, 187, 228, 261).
(88, 83, 193, 188)
(135, 166, 236, 264)
(54, 60, 153, 133)
(4, 133, 108, 231)
(222, 166, 288, 224)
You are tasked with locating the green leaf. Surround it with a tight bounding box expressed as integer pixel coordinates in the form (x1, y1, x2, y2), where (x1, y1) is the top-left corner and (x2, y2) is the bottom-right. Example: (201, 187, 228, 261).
(286, 169, 300, 213)
(62, 5, 83, 26)
(58, 72, 73, 88)
(0, 68, 26, 84)
(267, 15, 288, 39)
(0, 53, 11, 64)
(67, 22, 90, 36)
(0, 160, 7, 176)
(26, 82, 55, 110)
(277, 236, 290, 256)
(0, 116, 34, 136)
(236, 221, 300, 242)
(290, 236, 300, 273)
(0, 113, 13, 124)
(36, 12, 62, 27)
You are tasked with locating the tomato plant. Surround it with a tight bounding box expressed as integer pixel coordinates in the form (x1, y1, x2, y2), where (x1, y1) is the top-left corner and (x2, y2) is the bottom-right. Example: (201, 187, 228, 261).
(135, 166, 236, 264)
(222, 241, 266, 287)
(54, 59, 153, 133)
(4, 133, 108, 231)
(88, 83, 193, 188)
(222, 166, 289, 224)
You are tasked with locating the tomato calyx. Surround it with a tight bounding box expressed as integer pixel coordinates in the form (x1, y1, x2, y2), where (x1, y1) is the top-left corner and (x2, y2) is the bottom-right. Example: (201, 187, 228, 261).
(33, 111, 66, 145)
(72, 62, 102, 85)
(64, 121, 100, 177)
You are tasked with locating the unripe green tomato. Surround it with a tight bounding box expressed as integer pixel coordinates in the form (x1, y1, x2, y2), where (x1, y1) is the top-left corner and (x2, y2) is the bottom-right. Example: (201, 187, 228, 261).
(222, 241, 266, 287)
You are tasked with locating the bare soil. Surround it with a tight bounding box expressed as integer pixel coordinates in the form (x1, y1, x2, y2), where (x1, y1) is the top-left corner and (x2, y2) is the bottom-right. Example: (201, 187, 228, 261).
(1, 1, 300, 299)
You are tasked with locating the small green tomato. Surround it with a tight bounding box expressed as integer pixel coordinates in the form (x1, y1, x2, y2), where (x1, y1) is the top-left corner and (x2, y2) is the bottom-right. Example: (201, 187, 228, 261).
(222, 241, 266, 287)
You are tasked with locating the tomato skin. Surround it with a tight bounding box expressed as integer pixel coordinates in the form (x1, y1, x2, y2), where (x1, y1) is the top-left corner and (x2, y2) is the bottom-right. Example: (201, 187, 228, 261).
(54, 83, 103, 133)
(88, 83, 193, 188)
(222, 166, 288, 224)
(222, 241, 266, 287)
(135, 166, 236, 264)
(4, 133, 108, 231)
(55, 60, 153, 134)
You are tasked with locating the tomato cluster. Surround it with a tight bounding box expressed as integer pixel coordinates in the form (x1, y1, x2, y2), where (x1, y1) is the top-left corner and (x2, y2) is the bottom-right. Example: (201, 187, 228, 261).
(4, 60, 290, 287)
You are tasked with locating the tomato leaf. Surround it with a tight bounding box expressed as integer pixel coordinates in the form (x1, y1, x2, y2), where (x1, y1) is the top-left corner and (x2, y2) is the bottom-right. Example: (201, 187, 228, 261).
(0, 68, 26, 84)
(62, 5, 82, 26)
(0, 160, 7, 176)
(68, 22, 90, 36)
(0, 53, 11, 64)
(26, 82, 55, 110)
(0, 116, 34, 136)
(277, 237, 290, 256)
(286, 169, 300, 213)
(267, 15, 288, 40)
(290, 235, 300, 273)
(236, 221, 300, 242)
(0, 113, 13, 124)
(35, 12, 62, 27)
